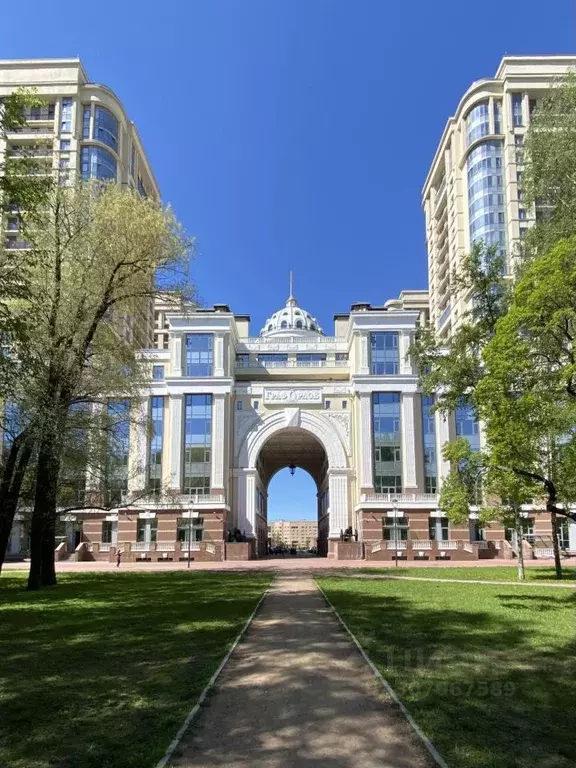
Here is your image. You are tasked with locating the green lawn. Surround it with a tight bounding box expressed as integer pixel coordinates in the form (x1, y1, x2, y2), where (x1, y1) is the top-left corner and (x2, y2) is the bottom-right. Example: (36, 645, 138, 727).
(0, 571, 272, 768)
(318, 576, 576, 768)
(357, 565, 576, 582)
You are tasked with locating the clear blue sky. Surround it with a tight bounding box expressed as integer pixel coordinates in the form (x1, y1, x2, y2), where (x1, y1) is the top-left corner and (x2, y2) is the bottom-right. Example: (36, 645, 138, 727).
(6, 0, 575, 519)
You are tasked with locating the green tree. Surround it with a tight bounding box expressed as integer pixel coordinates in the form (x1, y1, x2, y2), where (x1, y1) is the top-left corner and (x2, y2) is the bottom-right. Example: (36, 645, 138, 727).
(523, 71, 576, 256)
(0, 181, 193, 587)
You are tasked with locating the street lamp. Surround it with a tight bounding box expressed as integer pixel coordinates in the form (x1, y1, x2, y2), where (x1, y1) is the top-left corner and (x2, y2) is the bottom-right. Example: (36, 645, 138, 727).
(289, 463, 296, 476)
(392, 498, 400, 569)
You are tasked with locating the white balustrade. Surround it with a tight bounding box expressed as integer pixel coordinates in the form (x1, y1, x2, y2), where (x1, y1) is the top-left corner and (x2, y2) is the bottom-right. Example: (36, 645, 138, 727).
(99, 543, 110, 553)
(371, 542, 382, 553)
(180, 541, 201, 551)
(438, 540, 457, 550)
(534, 547, 554, 558)
(362, 493, 438, 504)
(157, 542, 175, 552)
(477, 541, 489, 549)
(412, 540, 432, 550)
(205, 543, 216, 555)
(131, 542, 150, 552)
(387, 540, 407, 550)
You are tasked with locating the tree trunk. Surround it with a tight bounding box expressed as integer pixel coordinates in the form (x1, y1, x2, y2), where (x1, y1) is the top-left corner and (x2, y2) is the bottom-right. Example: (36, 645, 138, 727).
(0, 434, 33, 575)
(550, 511, 563, 580)
(514, 506, 525, 581)
(27, 428, 62, 590)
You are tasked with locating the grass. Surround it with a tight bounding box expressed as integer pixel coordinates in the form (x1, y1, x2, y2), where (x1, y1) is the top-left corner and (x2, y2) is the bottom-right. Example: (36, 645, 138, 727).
(318, 576, 576, 768)
(357, 565, 576, 582)
(0, 570, 272, 768)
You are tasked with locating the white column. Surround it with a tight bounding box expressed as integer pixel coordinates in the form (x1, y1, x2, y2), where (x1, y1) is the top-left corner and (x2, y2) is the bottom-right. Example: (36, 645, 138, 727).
(401, 393, 418, 491)
(128, 397, 149, 492)
(210, 394, 225, 492)
(399, 332, 413, 374)
(172, 332, 183, 377)
(328, 470, 349, 538)
(436, 409, 451, 487)
(214, 333, 225, 377)
(169, 394, 183, 490)
(245, 469, 257, 539)
(569, 521, 576, 553)
(359, 333, 369, 375)
(359, 393, 374, 492)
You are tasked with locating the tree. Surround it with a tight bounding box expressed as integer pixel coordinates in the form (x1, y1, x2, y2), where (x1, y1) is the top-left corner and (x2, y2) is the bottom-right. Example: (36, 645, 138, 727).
(0, 181, 193, 587)
(523, 72, 576, 257)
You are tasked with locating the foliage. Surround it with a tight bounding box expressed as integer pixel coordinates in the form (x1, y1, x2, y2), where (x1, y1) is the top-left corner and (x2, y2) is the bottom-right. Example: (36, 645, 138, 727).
(523, 71, 576, 256)
(356, 565, 576, 581)
(0, 571, 272, 768)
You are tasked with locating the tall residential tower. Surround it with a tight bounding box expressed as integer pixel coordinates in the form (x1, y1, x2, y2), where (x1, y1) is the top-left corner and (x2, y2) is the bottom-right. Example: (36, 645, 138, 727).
(423, 55, 576, 338)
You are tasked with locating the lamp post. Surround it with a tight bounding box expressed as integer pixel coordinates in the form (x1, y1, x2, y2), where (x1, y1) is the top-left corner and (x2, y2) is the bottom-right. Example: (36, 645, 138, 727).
(187, 501, 194, 569)
(392, 498, 399, 569)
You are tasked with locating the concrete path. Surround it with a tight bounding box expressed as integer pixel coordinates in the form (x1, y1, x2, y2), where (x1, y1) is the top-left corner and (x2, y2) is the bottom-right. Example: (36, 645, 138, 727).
(170, 576, 435, 768)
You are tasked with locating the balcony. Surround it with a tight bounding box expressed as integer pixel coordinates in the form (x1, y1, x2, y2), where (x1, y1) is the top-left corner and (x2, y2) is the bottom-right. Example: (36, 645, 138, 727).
(236, 358, 347, 369)
(359, 493, 438, 508)
(235, 355, 349, 380)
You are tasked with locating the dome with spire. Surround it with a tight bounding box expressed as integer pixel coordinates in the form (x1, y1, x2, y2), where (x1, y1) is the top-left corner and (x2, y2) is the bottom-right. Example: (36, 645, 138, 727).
(260, 273, 324, 338)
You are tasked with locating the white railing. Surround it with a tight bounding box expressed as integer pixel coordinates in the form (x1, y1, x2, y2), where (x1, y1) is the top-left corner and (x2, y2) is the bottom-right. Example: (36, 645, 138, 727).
(205, 543, 216, 555)
(361, 493, 438, 504)
(180, 541, 201, 551)
(387, 540, 407, 550)
(131, 542, 150, 552)
(371, 542, 382, 553)
(534, 547, 554, 558)
(157, 542, 175, 551)
(438, 540, 457, 550)
(412, 540, 432, 550)
(477, 541, 489, 549)
(243, 336, 340, 345)
(86, 543, 94, 552)
(99, 543, 111, 553)
(181, 493, 225, 504)
(236, 359, 347, 369)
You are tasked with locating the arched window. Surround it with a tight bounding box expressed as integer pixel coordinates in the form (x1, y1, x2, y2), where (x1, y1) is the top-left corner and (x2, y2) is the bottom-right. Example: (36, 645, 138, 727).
(296, 320, 303, 329)
(268, 324, 273, 331)
(310, 324, 316, 332)
(294, 310, 301, 315)
(280, 321, 288, 329)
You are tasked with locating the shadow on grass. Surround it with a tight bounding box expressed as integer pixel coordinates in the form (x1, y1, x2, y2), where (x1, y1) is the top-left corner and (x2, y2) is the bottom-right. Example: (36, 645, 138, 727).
(318, 578, 576, 768)
(0, 571, 271, 768)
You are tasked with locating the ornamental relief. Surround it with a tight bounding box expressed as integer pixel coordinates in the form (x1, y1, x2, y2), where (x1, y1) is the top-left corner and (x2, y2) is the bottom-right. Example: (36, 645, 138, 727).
(322, 412, 351, 455)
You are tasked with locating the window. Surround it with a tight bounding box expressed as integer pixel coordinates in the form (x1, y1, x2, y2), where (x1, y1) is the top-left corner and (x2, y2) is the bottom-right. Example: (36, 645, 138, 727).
(102, 520, 117, 544)
(421, 395, 437, 494)
(514, 134, 524, 147)
(467, 140, 507, 257)
(148, 396, 164, 492)
(325, 400, 331, 410)
(183, 394, 212, 495)
(61, 98, 73, 133)
(372, 393, 402, 493)
(455, 399, 480, 451)
(185, 334, 213, 377)
(335, 352, 349, 362)
(130, 143, 136, 177)
(429, 517, 450, 541)
(280, 321, 288, 329)
(60, 139, 71, 151)
(519, 227, 528, 240)
(94, 106, 118, 151)
(295, 320, 303, 329)
(493, 100, 502, 134)
(558, 518, 570, 549)
(80, 146, 117, 181)
(152, 364, 164, 380)
(177, 517, 204, 542)
(257, 354, 288, 365)
(137, 518, 158, 543)
(370, 332, 399, 374)
(82, 106, 91, 139)
(512, 93, 523, 127)
(253, 400, 259, 410)
(466, 101, 490, 146)
(237, 400, 243, 411)
(236, 353, 249, 367)
(383, 516, 409, 541)
(342, 400, 347, 409)
(296, 353, 326, 364)
(518, 208, 527, 220)
(105, 399, 130, 504)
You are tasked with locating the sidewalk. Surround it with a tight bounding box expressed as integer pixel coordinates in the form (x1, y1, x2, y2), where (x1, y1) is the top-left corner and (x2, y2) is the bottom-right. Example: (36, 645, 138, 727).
(169, 576, 435, 768)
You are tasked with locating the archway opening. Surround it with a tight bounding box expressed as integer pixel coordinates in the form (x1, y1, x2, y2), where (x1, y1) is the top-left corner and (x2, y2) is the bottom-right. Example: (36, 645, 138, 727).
(255, 428, 329, 557)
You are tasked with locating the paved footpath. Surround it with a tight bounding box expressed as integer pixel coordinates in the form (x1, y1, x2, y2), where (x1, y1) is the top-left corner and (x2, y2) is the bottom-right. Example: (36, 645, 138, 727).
(170, 575, 435, 768)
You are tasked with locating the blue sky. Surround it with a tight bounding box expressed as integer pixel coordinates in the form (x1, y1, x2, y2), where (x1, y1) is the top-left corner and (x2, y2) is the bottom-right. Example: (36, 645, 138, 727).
(7, 0, 575, 519)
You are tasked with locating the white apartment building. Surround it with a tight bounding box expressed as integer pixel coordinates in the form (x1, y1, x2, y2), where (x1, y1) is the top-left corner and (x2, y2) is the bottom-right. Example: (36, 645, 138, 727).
(269, 520, 318, 550)
(422, 55, 576, 338)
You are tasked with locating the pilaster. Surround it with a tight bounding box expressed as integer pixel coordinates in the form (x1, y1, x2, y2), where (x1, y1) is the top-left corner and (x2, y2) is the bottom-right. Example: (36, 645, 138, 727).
(359, 393, 374, 492)
(172, 332, 183, 377)
(210, 393, 226, 491)
(128, 397, 149, 492)
(328, 469, 349, 538)
(401, 392, 418, 491)
(169, 394, 183, 489)
(359, 333, 370, 375)
(214, 332, 225, 377)
(436, 409, 451, 487)
(399, 332, 413, 374)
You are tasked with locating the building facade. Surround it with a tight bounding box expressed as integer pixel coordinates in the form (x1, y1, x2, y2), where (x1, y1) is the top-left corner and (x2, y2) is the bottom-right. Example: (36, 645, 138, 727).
(38, 287, 572, 563)
(269, 520, 318, 550)
(0, 58, 160, 558)
(423, 55, 576, 338)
